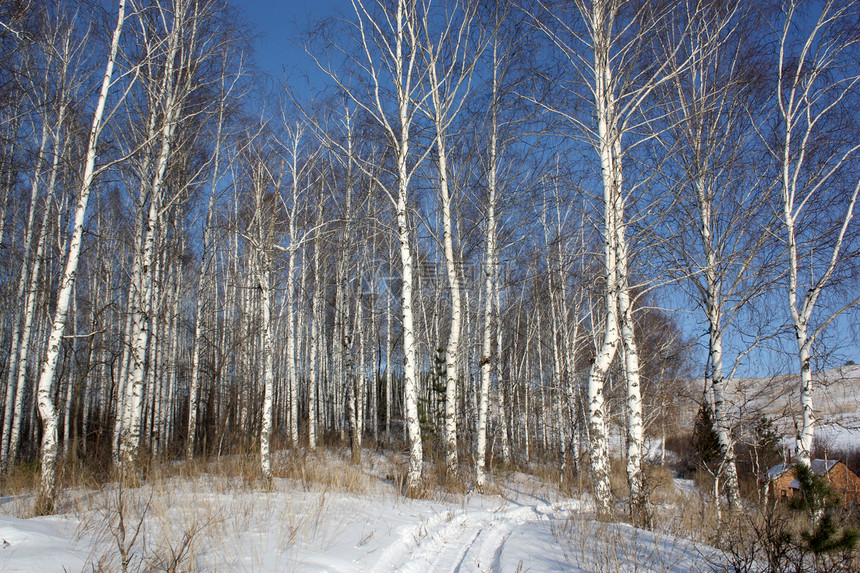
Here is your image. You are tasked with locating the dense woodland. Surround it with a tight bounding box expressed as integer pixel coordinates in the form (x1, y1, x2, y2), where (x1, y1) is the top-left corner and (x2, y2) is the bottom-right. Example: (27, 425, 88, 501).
(0, 0, 857, 520)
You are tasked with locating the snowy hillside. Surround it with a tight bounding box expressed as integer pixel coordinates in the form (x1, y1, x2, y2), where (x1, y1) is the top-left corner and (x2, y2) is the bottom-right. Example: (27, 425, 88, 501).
(723, 364, 860, 451)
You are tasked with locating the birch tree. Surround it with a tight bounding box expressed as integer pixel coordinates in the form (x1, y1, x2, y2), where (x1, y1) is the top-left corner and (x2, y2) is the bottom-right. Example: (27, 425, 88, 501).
(475, 35, 501, 488)
(4, 20, 77, 467)
(314, 0, 432, 493)
(274, 120, 319, 450)
(117, 0, 232, 469)
(243, 133, 283, 482)
(187, 52, 244, 459)
(533, 0, 694, 520)
(770, 0, 860, 467)
(418, 0, 481, 476)
(474, 1, 535, 487)
(118, 0, 190, 471)
(34, 0, 128, 513)
(2, 20, 68, 469)
(657, 0, 774, 513)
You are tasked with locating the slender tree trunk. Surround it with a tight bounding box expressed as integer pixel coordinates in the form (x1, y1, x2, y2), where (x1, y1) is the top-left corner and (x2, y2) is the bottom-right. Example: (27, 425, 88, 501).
(119, 4, 183, 470)
(258, 252, 275, 482)
(286, 242, 298, 448)
(35, 0, 127, 512)
(393, 0, 423, 493)
(186, 106, 225, 458)
(112, 215, 143, 464)
(617, 226, 645, 522)
(428, 72, 462, 476)
(308, 229, 322, 451)
(385, 278, 393, 439)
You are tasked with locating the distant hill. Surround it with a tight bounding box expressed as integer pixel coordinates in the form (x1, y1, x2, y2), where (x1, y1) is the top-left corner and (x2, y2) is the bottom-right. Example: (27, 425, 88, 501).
(720, 364, 860, 452)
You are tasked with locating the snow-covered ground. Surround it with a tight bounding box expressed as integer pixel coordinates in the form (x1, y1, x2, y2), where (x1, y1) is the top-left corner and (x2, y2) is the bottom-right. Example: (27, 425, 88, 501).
(0, 453, 722, 572)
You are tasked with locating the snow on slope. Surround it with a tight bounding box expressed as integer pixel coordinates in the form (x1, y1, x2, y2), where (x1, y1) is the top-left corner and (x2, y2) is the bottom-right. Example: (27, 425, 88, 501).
(722, 364, 860, 450)
(0, 512, 86, 572)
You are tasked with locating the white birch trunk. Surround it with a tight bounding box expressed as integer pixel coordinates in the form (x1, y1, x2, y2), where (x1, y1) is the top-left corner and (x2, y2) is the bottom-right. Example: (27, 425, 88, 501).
(385, 280, 393, 438)
(399, 190, 422, 492)
(476, 245, 494, 489)
(5, 103, 67, 468)
(343, 0, 424, 491)
(186, 100, 226, 458)
(616, 228, 645, 519)
(495, 282, 510, 465)
(426, 48, 464, 477)
(165, 261, 181, 449)
(285, 130, 302, 448)
(437, 137, 461, 475)
(35, 0, 126, 511)
(258, 252, 275, 482)
(286, 242, 298, 448)
(308, 230, 322, 451)
(119, 4, 183, 469)
(394, 0, 423, 493)
(148, 253, 164, 456)
(477, 36, 501, 488)
(701, 202, 740, 512)
(120, 197, 159, 469)
(586, 0, 624, 519)
(112, 228, 141, 464)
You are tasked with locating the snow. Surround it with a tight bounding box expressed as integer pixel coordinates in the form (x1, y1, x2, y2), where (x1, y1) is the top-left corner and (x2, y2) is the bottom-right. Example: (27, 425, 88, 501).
(809, 459, 838, 475)
(815, 423, 860, 451)
(767, 464, 788, 479)
(0, 513, 87, 572)
(0, 454, 724, 572)
(722, 365, 860, 454)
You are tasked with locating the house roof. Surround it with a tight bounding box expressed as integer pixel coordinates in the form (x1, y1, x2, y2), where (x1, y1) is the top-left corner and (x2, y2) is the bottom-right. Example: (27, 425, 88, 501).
(767, 459, 840, 480)
(810, 459, 838, 475)
(768, 464, 789, 479)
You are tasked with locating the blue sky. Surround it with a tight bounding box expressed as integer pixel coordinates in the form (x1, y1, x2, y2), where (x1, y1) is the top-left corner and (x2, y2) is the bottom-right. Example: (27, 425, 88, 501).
(239, 0, 347, 98)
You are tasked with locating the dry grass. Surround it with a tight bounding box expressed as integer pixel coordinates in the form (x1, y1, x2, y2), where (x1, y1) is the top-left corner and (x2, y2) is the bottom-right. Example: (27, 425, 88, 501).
(643, 464, 677, 504)
(552, 510, 714, 573)
(277, 449, 372, 493)
(0, 459, 41, 499)
(609, 458, 629, 499)
(424, 458, 470, 496)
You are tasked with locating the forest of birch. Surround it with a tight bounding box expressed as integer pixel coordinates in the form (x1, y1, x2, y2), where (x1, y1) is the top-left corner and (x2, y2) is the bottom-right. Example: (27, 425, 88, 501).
(0, 0, 857, 518)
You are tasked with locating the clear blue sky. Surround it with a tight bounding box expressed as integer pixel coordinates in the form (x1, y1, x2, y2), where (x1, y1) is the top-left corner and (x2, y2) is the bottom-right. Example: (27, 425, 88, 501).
(239, 0, 347, 98)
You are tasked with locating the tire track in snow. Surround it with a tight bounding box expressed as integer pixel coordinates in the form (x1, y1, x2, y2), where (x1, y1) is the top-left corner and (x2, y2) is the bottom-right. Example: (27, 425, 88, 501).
(468, 499, 583, 572)
(369, 506, 471, 573)
(470, 505, 544, 572)
(370, 499, 581, 572)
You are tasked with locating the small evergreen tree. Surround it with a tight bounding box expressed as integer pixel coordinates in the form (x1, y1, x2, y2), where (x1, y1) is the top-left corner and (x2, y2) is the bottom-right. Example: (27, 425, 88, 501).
(693, 401, 722, 469)
(753, 416, 780, 460)
(789, 463, 859, 558)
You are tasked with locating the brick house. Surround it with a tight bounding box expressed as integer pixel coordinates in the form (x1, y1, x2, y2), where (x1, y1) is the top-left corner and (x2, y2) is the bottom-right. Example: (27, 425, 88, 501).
(768, 459, 860, 506)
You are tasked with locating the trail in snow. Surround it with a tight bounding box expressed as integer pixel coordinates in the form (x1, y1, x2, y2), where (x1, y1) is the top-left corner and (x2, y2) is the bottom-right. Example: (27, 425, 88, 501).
(368, 489, 583, 573)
